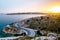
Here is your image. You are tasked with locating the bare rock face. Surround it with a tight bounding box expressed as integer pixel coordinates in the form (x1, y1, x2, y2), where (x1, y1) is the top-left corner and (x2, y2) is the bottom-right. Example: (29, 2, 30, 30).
(3, 25, 18, 34)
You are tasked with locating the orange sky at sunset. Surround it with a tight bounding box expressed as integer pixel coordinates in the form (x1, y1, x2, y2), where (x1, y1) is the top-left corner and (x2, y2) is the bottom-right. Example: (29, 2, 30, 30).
(39, 1, 60, 13)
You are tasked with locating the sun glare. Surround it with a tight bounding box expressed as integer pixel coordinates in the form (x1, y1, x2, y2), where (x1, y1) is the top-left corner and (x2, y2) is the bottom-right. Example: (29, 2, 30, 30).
(48, 6, 60, 13)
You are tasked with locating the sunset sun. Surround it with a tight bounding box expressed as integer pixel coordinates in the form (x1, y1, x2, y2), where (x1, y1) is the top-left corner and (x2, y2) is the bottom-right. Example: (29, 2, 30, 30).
(48, 6, 60, 13)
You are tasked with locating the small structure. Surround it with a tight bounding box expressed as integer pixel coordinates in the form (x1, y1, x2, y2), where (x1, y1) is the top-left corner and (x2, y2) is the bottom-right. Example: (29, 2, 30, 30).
(40, 30, 47, 36)
(57, 34, 60, 38)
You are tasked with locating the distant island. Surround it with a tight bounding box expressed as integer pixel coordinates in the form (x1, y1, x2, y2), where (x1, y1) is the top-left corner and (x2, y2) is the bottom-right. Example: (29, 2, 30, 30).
(6, 12, 46, 15)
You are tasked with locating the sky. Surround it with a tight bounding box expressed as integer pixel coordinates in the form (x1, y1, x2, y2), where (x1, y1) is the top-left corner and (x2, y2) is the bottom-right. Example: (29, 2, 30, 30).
(0, 0, 60, 13)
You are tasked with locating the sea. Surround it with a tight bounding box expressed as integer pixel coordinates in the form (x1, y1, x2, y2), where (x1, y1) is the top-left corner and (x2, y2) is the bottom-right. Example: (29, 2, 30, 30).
(0, 14, 45, 37)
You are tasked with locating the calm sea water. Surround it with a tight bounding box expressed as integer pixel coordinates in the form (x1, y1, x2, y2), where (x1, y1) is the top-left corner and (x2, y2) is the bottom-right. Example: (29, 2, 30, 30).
(0, 14, 45, 37)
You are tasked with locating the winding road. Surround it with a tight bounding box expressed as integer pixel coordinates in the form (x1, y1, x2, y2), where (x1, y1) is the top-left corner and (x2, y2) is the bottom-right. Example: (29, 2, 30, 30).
(14, 23, 36, 37)
(0, 14, 45, 40)
(0, 36, 22, 40)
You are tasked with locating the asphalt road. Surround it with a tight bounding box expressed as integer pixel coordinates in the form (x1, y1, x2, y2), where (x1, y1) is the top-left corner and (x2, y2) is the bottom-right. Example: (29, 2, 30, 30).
(14, 23, 36, 37)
